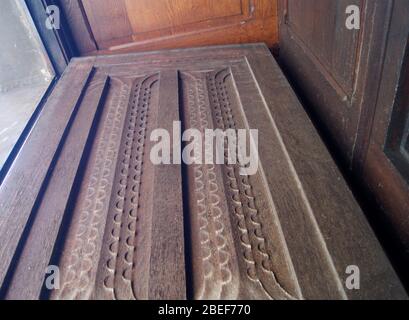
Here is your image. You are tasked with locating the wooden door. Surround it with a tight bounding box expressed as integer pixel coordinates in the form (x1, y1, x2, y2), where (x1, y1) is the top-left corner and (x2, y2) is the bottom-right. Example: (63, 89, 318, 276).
(59, 0, 278, 55)
(278, 0, 393, 164)
(278, 0, 409, 260)
(0, 44, 405, 299)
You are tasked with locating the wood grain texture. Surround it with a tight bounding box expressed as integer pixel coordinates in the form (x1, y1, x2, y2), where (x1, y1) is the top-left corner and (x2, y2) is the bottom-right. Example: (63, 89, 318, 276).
(360, 1, 409, 251)
(278, 0, 393, 164)
(59, 0, 278, 55)
(279, 0, 409, 262)
(0, 44, 406, 300)
(58, 0, 98, 53)
(125, 0, 243, 34)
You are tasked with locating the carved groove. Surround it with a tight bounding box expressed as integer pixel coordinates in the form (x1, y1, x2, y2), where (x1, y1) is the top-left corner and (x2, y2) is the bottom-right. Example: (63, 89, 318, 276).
(54, 74, 159, 300)
(181, 68, 297, 299)
(207, 69, 296, 299)
(182, 72, 239, 299)
(54, 78, 131, 300)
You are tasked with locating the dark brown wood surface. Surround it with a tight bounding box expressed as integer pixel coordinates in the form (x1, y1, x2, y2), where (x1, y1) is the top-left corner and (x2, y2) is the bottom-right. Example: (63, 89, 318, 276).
(278, 0, 394, 164)
(278, 0, 409, 262)
(0, 44, 406, 299)
(361, 3, 409, 250)
(58, 0, 278, 55)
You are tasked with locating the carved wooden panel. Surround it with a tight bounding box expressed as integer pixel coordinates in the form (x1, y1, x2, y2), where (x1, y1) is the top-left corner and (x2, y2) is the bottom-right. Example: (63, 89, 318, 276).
(279, 0, 409, 266)
(180, 69, 300, 299)
(58, 0, 278, 55)
(0, 44, 406, 300)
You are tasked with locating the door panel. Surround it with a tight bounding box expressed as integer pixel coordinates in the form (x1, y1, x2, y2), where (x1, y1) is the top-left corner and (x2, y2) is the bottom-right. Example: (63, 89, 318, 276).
(0, 44, 405, 299)
(59, 0, 278, 55)
(279, 0, 393, 162)
(279, 0, 409, 260)
(287, 0, 361, 96)
(124, 0, 243, 33)
(362, 6, 409, 251)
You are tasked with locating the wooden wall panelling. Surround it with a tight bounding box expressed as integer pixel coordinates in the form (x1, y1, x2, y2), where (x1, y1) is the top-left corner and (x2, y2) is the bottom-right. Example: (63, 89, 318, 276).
(278, 0, 393, 165)
(81, 0, 134, 48)
(58, 0, 278, 55)
(0, 44, 406, 299)
(279, 0, 409, 263)
(124, 0, 244, 34)
(361, 1, 409, 251)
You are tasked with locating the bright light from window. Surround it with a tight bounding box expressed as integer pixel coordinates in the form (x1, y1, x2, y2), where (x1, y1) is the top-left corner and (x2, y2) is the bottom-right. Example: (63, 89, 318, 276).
(0, 0, 55, 170)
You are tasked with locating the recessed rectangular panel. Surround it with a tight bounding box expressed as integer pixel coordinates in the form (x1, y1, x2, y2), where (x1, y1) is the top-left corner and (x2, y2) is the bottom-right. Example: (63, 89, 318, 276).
(125, 0, 243, 34)
(286, 0, 362, 97)
(66, 1, 278, 54)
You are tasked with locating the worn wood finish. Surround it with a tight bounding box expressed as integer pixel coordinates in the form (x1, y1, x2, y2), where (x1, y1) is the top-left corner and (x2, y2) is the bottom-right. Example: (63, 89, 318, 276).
(278, 0, 393, 164)
(361, 1, 409, 250)
(57, 0, 278, 55)
(279, 0, 409, 260)
(0, 44, 406, 299)
(58, 0, 98, 54)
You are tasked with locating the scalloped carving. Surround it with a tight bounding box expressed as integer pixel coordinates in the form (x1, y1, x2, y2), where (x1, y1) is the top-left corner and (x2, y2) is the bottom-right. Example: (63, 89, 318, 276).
(180, 69, 299, 299)
(53, 74, 159, 300)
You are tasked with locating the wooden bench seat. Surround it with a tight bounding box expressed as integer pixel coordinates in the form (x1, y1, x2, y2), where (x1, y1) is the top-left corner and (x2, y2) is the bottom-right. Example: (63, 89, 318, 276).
(0, 44, 406, 300)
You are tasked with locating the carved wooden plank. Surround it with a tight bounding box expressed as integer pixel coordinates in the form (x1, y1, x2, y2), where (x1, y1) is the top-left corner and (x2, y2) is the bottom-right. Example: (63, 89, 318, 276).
(0, 44, 406, 300)
(52, 76, 135, 300)
(180, 69, 301, 299)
